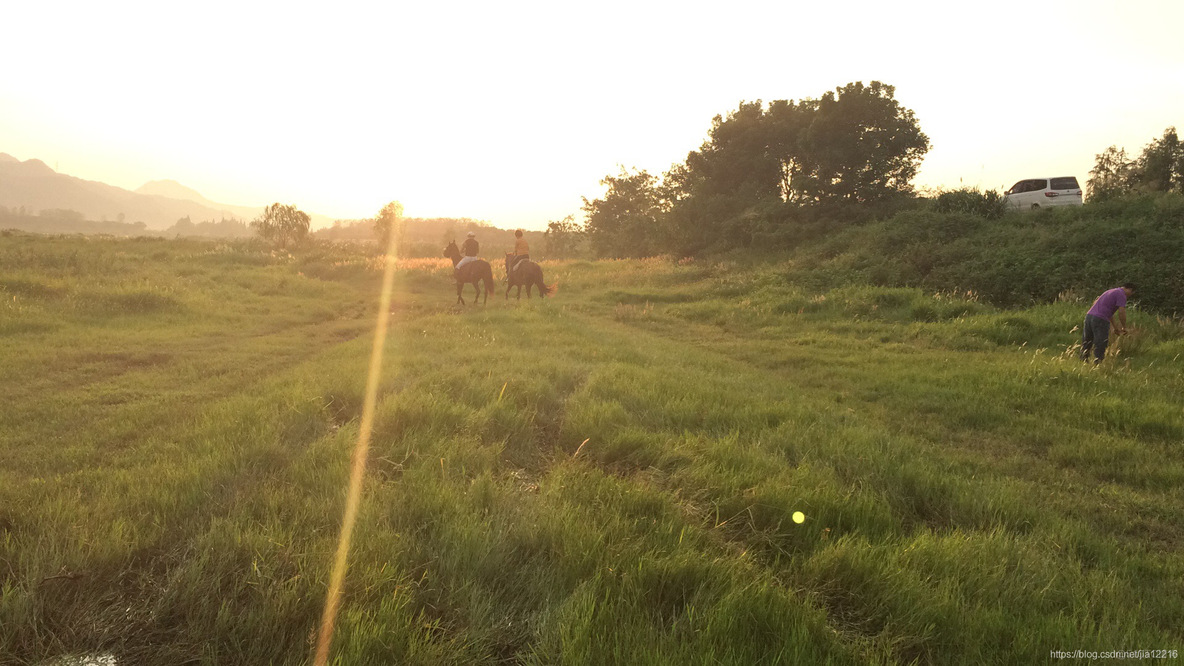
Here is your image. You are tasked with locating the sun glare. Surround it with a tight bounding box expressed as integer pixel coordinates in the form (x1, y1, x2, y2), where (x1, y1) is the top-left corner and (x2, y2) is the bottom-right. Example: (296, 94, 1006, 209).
(313, 231, 401, 665)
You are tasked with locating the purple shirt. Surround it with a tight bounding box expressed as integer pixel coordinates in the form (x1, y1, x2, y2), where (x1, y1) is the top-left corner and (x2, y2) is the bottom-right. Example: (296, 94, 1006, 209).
(1087, 287, 1127, 320)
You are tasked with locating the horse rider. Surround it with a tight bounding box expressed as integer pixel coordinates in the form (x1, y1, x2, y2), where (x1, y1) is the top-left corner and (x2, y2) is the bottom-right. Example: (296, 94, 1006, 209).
(510, 229, 530, 275)
(455, 231, 479, 279)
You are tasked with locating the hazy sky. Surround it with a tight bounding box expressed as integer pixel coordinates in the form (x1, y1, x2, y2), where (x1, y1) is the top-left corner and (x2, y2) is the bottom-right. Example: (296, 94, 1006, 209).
(2, 0, 1181, 229)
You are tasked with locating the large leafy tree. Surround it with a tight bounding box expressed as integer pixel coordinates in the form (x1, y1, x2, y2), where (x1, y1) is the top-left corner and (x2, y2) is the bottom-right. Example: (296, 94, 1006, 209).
(667, 102, 789, 253)
(671, 82, 929, 209)
(251, 203, 310, 248)
(583, 81, 930, 255)
(683, 101, 784, 203)
(581, 168, 667, 258)
(790, 81, 930, 203)
(765, 98, 811, 201)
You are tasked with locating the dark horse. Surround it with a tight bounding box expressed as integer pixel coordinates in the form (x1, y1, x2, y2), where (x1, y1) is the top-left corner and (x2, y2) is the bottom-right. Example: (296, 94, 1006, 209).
(504, 253, 556, 300)
(443, 241, 495, 305)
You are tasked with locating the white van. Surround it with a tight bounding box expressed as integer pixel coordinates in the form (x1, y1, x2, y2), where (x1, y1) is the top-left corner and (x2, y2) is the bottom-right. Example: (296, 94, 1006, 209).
(1003, 177, 1083, 210)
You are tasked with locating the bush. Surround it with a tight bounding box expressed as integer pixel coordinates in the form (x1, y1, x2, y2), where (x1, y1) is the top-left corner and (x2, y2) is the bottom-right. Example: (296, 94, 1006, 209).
(933, 188, 1007, 219)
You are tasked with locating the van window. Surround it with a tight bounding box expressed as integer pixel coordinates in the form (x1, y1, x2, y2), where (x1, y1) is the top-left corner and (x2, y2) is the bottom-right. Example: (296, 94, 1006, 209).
(1050, 177, 1079, 190)
(1027, 179, 1048, 192)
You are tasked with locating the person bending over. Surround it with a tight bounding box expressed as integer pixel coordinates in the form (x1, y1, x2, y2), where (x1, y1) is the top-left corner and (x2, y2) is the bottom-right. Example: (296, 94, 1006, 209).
(1081, 283, 1136, 363)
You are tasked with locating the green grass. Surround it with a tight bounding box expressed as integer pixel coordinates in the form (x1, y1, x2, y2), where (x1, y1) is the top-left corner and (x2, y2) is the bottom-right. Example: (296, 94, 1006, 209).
(2, 234, 1182, 664)
(766, 194, 1184, 313)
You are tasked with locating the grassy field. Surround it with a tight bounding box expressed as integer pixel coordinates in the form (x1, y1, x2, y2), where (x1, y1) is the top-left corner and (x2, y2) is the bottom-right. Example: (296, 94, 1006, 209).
(2, 233, 1182, 665)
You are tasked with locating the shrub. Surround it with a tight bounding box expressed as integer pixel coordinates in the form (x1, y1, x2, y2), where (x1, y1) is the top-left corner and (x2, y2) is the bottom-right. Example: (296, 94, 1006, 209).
(933, 188, 1007, 219)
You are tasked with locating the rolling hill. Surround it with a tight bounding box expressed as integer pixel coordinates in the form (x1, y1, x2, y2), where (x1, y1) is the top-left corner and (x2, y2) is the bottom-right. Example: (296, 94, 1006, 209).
(0, 153, 332, 229)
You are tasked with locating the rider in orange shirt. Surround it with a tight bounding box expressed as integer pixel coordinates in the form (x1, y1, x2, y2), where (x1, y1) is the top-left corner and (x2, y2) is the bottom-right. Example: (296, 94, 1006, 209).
(510, 229, 530, 274)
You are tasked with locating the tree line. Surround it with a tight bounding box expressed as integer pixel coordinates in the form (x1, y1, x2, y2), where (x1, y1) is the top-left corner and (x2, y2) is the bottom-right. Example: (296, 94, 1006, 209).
(0, 200, 546, 258)
(1087, 127, 1184, 202)
(570, 81, 931, 258)
(563, 81, 1183, 260)
(0, 206, 250, 237)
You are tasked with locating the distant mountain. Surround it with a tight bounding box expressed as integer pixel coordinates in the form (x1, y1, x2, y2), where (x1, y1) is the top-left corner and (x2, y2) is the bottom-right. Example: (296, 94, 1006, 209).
(136, 179, 263, 222)
(135, 179, 209, 202)
(0, 153, 332, 229)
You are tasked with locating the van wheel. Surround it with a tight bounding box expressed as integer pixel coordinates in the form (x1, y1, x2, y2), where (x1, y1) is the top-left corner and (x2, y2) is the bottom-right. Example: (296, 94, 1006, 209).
(1030, 204, 1040, 210)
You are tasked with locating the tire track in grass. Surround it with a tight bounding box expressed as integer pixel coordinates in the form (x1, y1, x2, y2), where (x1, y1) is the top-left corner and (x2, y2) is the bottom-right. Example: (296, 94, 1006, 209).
(330, 304, 859, 663)
(504, 308, 885, 662)
(0, 317, 372, 478)
(0, 313, 387, 662)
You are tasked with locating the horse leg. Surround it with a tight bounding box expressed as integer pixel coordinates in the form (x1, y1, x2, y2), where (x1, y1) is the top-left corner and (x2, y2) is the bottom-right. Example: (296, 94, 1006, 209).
(456, 283, 465, 305)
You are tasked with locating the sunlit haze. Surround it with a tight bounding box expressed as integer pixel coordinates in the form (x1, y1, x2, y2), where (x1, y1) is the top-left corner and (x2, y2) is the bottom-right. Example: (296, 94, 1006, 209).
(2, 0, 1181, 229)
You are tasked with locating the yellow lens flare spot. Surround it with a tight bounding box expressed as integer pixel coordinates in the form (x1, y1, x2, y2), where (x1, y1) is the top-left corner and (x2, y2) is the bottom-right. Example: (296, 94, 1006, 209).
(792, 511, 806, 524)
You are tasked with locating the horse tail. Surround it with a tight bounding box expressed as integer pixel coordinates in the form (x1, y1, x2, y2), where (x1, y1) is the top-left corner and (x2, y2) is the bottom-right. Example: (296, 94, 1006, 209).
(539, 279, 557, 297)
(485, 265, 495, 296)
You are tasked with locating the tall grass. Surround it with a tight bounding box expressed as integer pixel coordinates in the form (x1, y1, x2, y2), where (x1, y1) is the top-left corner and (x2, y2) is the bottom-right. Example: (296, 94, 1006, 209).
(1, 233, 1181, 664)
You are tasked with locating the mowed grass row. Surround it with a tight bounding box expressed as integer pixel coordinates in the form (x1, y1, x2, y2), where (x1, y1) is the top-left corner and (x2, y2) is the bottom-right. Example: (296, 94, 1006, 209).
(2, 235, 1182, 664)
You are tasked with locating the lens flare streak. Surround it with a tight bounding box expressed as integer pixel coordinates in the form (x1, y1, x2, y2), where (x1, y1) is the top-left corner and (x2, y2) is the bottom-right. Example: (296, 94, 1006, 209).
(313, 233, 400, 665)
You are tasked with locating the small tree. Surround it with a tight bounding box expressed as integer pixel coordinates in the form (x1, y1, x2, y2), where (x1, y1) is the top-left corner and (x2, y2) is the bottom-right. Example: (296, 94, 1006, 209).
(1087, 146, 1135, 202)
(1135, 127, 1183, 194)
(543, 215, 586, 259)
(251, 203, 310, 248)
(173, 216, 195, 236)
(373, 201, 405, 252)
(582, 168, 667, 258)
(1087, 127, 1184, 202)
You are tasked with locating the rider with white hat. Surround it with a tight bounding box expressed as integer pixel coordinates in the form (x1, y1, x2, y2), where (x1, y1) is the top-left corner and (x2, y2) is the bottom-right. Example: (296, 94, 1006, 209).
(457, 231, 479, 271)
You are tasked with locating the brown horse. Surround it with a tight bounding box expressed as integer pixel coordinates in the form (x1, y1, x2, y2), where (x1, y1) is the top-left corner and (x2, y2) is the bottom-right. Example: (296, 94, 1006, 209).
(504, 253, 556, 300)
(444, 241, 495, 305)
